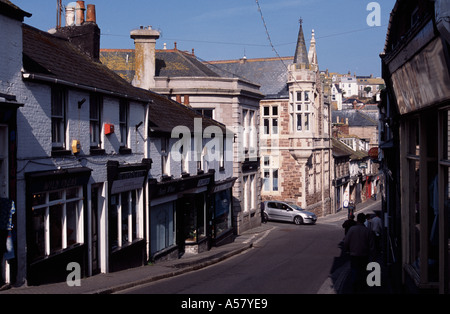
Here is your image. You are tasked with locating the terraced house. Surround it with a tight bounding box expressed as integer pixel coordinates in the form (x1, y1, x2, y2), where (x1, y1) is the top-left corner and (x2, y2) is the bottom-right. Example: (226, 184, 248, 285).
(1, 0, 234, 286)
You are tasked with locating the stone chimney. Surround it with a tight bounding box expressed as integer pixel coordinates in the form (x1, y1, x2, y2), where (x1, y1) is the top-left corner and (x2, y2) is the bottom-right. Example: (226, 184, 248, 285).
(130, 26, 160, 90)
(55, 1, 100, 62)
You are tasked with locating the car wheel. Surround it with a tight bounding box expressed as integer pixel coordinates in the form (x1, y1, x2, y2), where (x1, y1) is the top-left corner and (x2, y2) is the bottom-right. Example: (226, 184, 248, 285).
(294, 216, 303, 225)
(263, 213, 269, 222)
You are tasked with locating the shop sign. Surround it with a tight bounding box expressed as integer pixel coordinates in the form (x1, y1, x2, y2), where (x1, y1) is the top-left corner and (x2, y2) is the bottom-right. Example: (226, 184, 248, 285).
(111, 170, 146, 194)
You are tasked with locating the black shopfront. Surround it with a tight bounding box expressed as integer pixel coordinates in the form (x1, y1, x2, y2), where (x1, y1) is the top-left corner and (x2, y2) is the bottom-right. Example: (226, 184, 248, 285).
(148, 172, 236, 262)
(26, 167, 92, 285)
(107, 160, 150, 272)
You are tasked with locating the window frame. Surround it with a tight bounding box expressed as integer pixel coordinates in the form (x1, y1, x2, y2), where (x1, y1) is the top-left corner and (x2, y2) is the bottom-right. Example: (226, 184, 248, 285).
(89, 93, 103, 149)
(51, 87, 67, 149)
(119, 99, 129, 148)
(31, 186, 84, 260)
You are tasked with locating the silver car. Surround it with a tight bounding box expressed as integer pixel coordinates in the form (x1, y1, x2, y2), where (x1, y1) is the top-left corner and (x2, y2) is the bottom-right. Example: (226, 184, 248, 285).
(262, 201, 317, 225)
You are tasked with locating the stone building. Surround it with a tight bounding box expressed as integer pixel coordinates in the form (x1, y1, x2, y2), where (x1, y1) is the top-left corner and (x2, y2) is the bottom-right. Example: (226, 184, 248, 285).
(209, 22, 333, 217)
(101, 31, 264, 235)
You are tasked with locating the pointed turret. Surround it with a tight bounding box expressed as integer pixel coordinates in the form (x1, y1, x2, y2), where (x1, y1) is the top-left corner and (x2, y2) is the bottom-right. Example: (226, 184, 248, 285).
(308, 29, 318, 67)
(293, 19, 309, 66)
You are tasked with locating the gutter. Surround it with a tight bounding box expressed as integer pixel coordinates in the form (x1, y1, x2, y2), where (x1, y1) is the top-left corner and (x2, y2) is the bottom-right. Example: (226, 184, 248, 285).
(22, 72, 154, 104)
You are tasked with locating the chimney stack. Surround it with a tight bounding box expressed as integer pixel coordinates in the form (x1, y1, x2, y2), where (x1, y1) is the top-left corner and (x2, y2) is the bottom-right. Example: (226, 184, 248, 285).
(58, 2, 100, 62)
(130, 26, 160, 89)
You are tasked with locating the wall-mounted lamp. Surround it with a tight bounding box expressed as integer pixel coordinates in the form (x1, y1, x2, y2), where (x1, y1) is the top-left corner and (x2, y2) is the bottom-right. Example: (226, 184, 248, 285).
(78, 98, 86, 109)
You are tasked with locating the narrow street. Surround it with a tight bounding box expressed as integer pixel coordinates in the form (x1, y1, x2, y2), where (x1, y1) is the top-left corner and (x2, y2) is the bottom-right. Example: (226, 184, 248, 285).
(120, 201, 381, 294)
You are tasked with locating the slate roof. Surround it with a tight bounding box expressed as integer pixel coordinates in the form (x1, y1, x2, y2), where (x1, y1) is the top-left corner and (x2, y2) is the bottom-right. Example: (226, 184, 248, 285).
(22, 24, 225, 135)
(100, 49, 221, 84)
(205, 57, 292, 98)
(0, 0, 31, 21)
(332, 109, 378, 127)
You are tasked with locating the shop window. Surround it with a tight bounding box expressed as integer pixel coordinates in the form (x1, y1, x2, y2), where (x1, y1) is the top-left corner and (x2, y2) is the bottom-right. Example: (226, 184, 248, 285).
(31, 187, 84, 261)
(110, 189, 142, 251)
(184, 194, 206, 243)
(150, 202, 175, 255)
(214, 189, 232, 237)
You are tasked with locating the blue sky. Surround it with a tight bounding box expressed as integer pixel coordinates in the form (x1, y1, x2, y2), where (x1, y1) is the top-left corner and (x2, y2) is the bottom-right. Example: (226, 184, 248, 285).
(14, 0, 395, 76)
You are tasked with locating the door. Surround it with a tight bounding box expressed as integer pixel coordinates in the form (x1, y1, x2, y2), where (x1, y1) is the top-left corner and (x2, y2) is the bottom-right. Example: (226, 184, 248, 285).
(91, 186, 100, 275)
(0, 125, 8, 198)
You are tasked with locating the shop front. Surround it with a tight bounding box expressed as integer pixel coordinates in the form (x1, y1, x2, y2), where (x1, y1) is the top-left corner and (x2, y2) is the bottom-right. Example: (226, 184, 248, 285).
(25, 167, 92, 285)
(148, 172, 214, 261)
(210, 177, 236, 246)
(107, 161, 150, 272)
(381, 1, 450, 292)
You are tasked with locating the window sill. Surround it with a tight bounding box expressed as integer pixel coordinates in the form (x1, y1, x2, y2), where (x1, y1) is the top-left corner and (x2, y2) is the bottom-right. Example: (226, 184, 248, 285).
(119, 147, 132, 155)
(51, 148, 72, 157)
(90, 148, 105, 156)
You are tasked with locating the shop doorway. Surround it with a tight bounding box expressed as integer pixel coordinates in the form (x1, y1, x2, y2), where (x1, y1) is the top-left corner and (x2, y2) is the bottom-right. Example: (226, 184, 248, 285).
(91, 186, 100, 275)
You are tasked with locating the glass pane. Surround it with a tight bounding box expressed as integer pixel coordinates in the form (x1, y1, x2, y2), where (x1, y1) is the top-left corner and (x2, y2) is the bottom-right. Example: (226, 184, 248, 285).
(121, 192, 129, 245)
(32, 193, 46, 207)
(197, 194, 205, 239)
(215, 189, 231, 236)
(411, 160, 420, 273)
(50, 204, 63, 254)
(272, 106, 278, 116)
(297, 114, 302, 131)
(132, 190, 137, 241)
(52, 118, 63, 144)
(49, 190, 63, 202)
(445, 110, 449, 160)
(272, 118, 278, 135)
(408, 118, 420, 156)
(31, 207, 46, 259)
(264, 119, 269, 135)
(66, 187, 79, 200)
(90, 121, 99, 144)
(264, 170, 270, 191)
(185, 200, 197, 242)
(273, 169, 278, 191)
(66, 201, 78, 246)
(263, 107, 270, 116)
(90, 100, 98, 120)
(150, 202, 175, 255)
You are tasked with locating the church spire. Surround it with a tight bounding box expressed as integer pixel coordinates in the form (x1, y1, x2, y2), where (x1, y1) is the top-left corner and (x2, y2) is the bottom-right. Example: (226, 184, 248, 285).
(293, 19, 309, 66)
(308, 29, 318, 66)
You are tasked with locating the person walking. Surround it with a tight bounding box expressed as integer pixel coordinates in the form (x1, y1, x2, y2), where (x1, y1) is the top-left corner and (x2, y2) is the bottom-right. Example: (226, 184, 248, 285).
(370, 211, 383, 254)
(342, 214, 356, 235)
(343, 213, 375, 293)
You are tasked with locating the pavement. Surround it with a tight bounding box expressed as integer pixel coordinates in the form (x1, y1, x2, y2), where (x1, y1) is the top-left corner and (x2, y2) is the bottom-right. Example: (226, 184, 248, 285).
(1, 198, 395, 294)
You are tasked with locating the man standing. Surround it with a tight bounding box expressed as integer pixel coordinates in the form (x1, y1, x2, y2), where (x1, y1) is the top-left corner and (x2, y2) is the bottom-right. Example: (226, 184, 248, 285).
(343, 213, 375, 293)
(370, 211, 383, 254)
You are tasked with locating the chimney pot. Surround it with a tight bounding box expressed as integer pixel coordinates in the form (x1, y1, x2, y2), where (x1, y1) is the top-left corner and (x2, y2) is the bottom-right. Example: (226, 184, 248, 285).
(86, 4, 96, 23)
(75, 1, 86, 25)
(174, 42, 177, 50)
